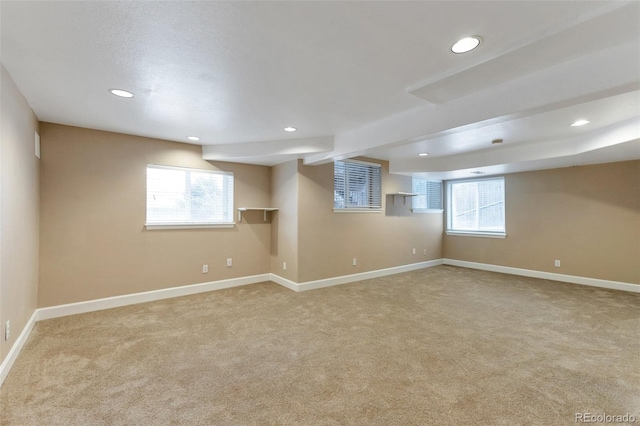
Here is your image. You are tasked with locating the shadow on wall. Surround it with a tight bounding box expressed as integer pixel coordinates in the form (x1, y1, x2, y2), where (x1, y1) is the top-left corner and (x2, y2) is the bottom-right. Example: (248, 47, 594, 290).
(385, 194, 414, 217)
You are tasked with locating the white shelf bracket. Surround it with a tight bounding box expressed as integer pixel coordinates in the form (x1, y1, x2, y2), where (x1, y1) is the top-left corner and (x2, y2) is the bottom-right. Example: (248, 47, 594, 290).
(237, 208, 278, 223)
(389, 193, 418, 206)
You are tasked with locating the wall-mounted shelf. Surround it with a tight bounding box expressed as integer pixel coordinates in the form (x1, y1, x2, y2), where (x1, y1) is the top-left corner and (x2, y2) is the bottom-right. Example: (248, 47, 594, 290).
(388, 192, 418, 206)
(237, 207, 278, 222)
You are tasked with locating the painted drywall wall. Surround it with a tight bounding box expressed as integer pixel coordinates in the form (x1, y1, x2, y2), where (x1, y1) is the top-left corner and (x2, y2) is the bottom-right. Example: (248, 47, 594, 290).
(297, 159, 443, 283)
(444, 161, 640, 284)
(0, 65, 40, 363)
(270, 160, 299, 282)
(38, 123, 272, 307)
(36, 121, 639, 314)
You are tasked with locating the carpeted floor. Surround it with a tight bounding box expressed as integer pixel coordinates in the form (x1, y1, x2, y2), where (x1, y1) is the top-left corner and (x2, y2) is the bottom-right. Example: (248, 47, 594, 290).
(1, 265, 639, 425)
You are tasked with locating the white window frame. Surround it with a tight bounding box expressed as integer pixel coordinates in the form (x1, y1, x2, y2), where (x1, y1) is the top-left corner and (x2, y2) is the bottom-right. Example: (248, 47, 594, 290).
(411, 178, 443, 213)
(145, 164, 234, 229)
(333, 159, 383, 213)
(446, 176, 506, 238)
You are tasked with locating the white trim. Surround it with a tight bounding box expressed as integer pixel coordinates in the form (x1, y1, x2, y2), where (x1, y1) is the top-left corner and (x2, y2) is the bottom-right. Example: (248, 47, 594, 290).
(412, 209, 444, 214)
(445, 231, 506, 239)
(37, 274, 271, 321)
(269, 274, 301, 292)
(271, 260, 443, 292)
(443, 259, 640, 293)
(147, 164, 233, 176)
(145, 223, 235, 230)
(4, 260, 636, 388)
(333, 209, 384, 213)
(446, 176, 505, 184)
(0, 310, 38, 387)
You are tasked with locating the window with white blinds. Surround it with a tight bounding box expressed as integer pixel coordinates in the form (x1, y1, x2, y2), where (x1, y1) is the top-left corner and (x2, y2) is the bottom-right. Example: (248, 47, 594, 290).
(412, 178, 443, 212)
(334, 160, 382, 210)
(146, 165, 234, 227)
(446, 177, 505, 236)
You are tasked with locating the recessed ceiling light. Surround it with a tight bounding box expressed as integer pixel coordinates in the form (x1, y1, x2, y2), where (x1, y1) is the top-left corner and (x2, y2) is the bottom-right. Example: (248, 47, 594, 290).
(470, 171, 485, 175)
(491, 138, 504, 145)
(419, 153, 429, 157)
(187, 136, 200, 141)
(108, 89, 134, 98)
(451, 36, 482, 54)
(570, 119, 590, 127)
(284, 127, 297, 132)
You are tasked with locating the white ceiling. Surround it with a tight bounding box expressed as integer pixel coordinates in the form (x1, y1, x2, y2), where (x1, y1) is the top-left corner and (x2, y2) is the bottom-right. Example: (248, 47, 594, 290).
(1, 1, 639, 178)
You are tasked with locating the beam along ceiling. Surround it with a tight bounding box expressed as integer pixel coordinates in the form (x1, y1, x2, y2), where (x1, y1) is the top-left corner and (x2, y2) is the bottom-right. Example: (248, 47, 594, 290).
(1, 1, 639, 177)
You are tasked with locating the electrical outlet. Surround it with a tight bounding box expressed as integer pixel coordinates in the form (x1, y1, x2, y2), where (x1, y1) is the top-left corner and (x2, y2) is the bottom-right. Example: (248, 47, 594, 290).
(226, 258, 233, 267)
(202, 265, 208, 273)
(283, 262, 287, 271)
(423, 249, 427, 255)
(412, 248, 416, 255)
(4, 320, 9, 341)
(352, 258, 357, 266)
(554, 260, 561, 267)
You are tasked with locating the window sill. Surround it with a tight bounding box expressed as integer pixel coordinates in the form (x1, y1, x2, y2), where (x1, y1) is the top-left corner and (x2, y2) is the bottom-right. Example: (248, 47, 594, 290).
(445, 231, 506, 239)
(145, 223, 236, 230)
(333, 209, 384, 214)
(412, 209, 444, 214)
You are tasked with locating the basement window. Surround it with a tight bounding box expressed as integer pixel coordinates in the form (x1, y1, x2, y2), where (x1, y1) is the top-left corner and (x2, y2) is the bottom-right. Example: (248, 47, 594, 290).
(334, 159, 382, 212)
(412, 178, 443, 212)
(446, 177, 505, 238)
(146, 165, 234, 229)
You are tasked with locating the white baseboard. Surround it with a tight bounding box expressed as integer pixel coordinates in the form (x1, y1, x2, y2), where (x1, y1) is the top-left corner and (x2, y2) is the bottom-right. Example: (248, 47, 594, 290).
(0, 310, 38, 387)
(443, 259, 640, 293)
(3, 258, 636, 388)
(3, 263, 443, 388)
(271, 259, 444, 292)
(37, 273, 272, 321)
(269, 274, 300, 292)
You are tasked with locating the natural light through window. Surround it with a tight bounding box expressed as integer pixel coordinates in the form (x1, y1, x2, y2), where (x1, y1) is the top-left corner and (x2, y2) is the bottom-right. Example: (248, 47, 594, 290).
(446, 177, 505, 237)
(334, 160, 382, 211)
(412, 178, 443, 212)
(146, 165, 234, 228)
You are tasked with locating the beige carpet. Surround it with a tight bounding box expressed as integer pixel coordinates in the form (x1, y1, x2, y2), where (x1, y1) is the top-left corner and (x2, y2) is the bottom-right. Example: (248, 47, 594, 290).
(1, 266, 639, 425)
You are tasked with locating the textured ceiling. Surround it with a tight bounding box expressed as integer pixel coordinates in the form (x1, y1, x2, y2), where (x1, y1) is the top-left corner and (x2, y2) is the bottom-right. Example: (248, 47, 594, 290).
(1, 1, 639, 176)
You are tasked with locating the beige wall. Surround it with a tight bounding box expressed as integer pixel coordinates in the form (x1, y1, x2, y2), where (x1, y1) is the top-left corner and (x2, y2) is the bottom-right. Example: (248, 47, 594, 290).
(0, 65, 40, 363)
(297, 159, 443, 282)
(39, 123, 272, 307)
(444, 161, 640, 284)
(270, 161, 299, 282)
(38, 131, 445, 306)
(30, 123, 640, 314)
